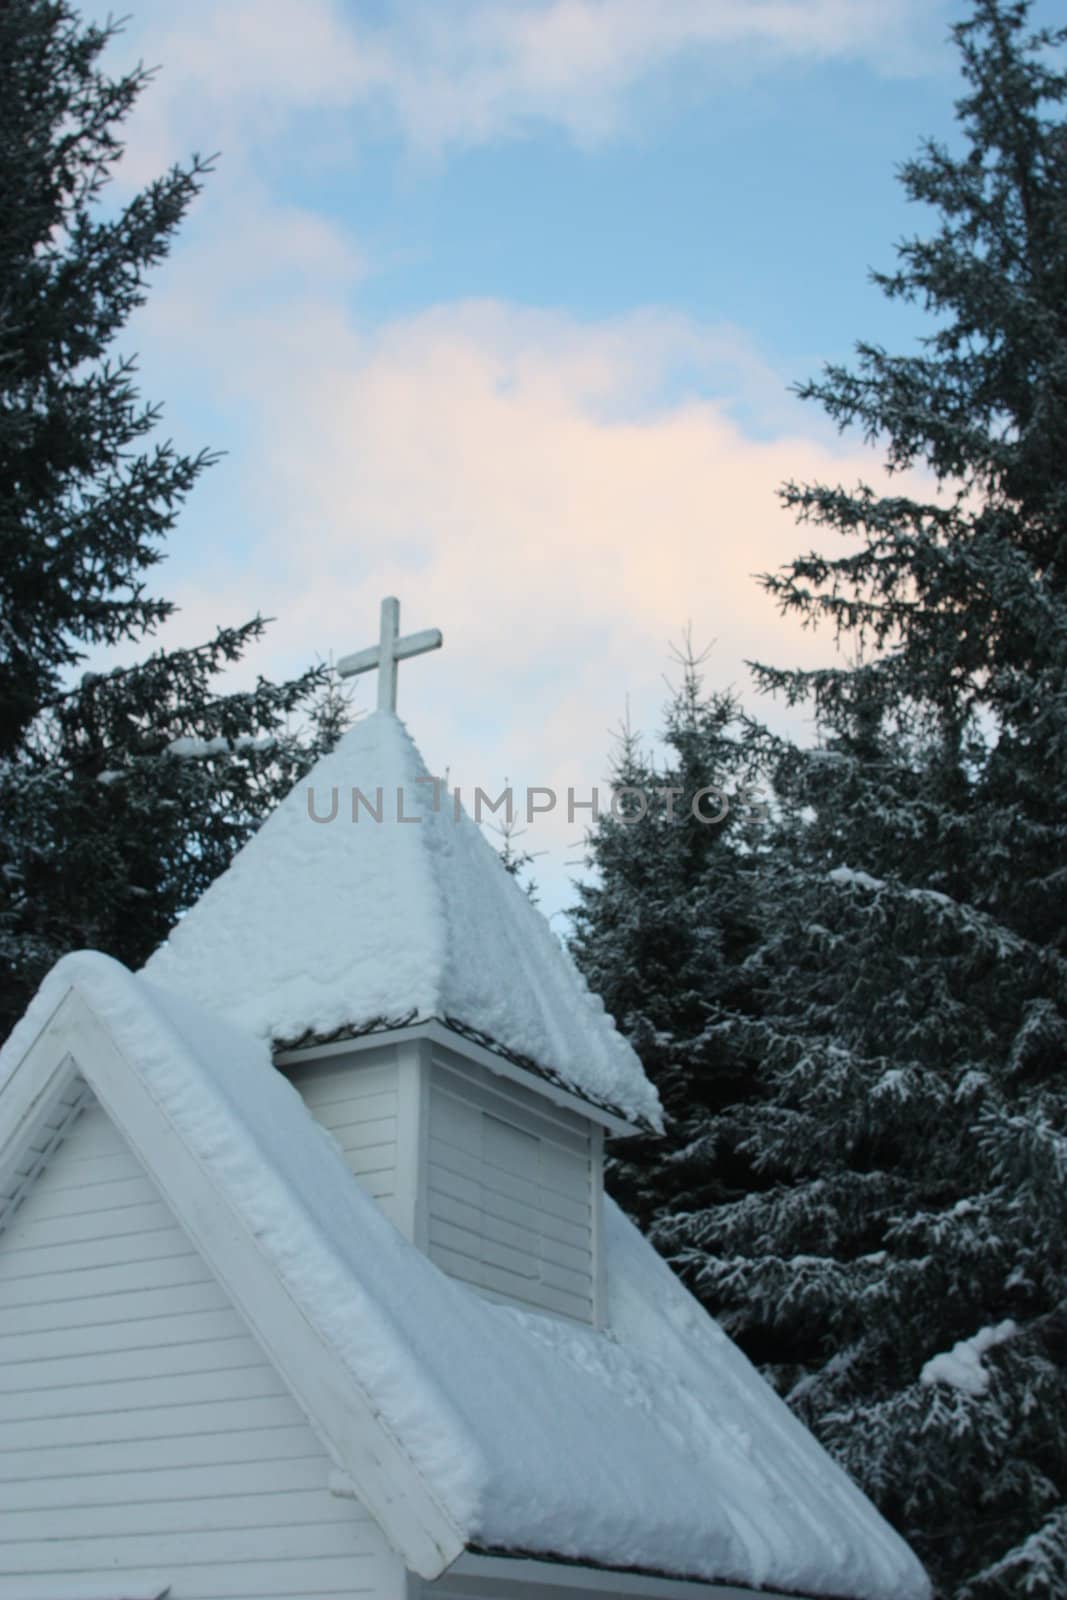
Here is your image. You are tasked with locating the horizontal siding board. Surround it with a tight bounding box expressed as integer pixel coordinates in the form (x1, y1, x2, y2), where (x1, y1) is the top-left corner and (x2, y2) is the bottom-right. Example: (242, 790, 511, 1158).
(479, 1275, 592, 1322)
(432, 1138, 590, 1228)
(539, 1143, 593, 1200)
(481, 1162, 586, 1221)
(473, 1210, 542, 1262)
(428, 1163, 589, 1253)
(2, 1196, 174, 1250)
(0, 1424, 324, 1483)
(432, 1055, 592, 1147)
(4, 1361, 287, 1421)
(429, 1091, 481, 1157)
(0, 1519, 379, 1569)
(344, 1144, 396, 1175)
(0, 1391, 307, 1451)
(0, 1303, 243, 1363)
(0, 1272, 227, 1333)
(531, 1185, 592, 1232)
(297, 1073, 397, 1110)
(427, 1059, 597, 1323)
(0, 1094, 399, 1599)
(425, 1161, 478, 1210)
(51, 1108, 122, 1157)
(478, 1253, 588, 1314)
(24, 1171, 157, 1219)
(329, 1116, 398, 1153)
(305, 1090, 397, 1130)
(2, 1031, 618, 1595)
(0, 1332, 263, 1392)
(8, 1555, 384, 1599)
(287, 1053, 401, 1225)
(0, 1254, 214, 1318)
(427, 1242, 590, 1322)
(540, 1259, 595, 1298)
(479, 1257, 549, 1299)
(39, 1149, 151, 1190)
(0, 1223, 195, 1280)
(2, 1453, 334, 1510)
(539, 1235, 593, 1276)
(0, 1487, 359, 1542)
(297, 1059, 397, 1088)
(428, 1218, 538, 1281)
(432, 1138, 589, 1224)
(292, 1046, 398, 1074)
(355, 1174, 395, 1202)
(429, 1190, 537, 1255)
(481, 1164, 539, 1211)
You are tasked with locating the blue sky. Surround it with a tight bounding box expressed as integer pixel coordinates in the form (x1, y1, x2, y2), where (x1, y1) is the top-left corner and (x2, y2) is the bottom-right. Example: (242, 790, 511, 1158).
(84, 0, 1054, 920)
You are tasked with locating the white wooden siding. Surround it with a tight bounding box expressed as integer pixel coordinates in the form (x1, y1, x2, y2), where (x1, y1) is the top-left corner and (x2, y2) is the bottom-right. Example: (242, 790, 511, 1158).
(280, 1033, 602, 1324)
(0, 1073, 88, 1234)
(286, 1047, 402, 1230)
(426, 1056, 597, 1324)
(0, 1085, 404, 1600)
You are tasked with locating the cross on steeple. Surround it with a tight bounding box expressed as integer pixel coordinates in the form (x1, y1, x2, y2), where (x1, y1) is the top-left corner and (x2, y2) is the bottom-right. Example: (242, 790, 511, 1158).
(336, 597, 442, 713)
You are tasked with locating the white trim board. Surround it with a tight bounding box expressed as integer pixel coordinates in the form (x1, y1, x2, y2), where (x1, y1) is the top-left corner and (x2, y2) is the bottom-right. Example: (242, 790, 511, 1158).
(419, 1551, 810, 1599)
(275, 1019, 638, 1139)
(0, 982, 465, 1581)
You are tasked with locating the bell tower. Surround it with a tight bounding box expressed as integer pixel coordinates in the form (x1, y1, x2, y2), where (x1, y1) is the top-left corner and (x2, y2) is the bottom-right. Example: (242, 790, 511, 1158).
(144, 600, 661, 1326)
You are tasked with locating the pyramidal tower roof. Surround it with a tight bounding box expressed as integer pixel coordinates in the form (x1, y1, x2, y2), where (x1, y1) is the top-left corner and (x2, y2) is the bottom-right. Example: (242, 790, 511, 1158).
(144, 711, 661, 1129)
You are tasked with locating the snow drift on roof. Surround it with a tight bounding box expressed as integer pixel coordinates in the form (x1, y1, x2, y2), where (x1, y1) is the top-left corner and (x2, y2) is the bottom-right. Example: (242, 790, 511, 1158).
(143, 711, 659, 1130)
(3, 953, 930, 1600)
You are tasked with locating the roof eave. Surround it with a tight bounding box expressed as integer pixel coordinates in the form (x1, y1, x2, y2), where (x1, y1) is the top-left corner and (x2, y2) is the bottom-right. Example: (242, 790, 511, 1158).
(273, 1013, 652, 1138)
(0, 979, 467, 1581)
(449, 1546, 831, 1600)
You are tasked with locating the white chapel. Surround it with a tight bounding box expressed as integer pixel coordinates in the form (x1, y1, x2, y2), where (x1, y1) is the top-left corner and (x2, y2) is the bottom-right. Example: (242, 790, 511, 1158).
(0, 602, 931, 1600)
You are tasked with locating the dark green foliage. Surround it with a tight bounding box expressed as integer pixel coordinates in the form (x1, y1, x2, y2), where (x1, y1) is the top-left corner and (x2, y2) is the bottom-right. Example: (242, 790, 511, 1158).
(1, 624, 347, 1033)
(0, 3, 346, 1037)
(486, 799, 541, 903)
(570, 645, 772, 1231)
(575, 5, 1067, 1595)
(730, 4, 1067, 1588)
(0, 0, 215, 756)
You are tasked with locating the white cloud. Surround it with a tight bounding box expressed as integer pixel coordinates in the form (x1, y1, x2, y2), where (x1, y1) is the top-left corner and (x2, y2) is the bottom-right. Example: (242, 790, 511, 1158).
(72, 0, 948, 918)
(94, 0, 950, 172)
(124, 199, 926, 915)
(349, 0, 949, 150)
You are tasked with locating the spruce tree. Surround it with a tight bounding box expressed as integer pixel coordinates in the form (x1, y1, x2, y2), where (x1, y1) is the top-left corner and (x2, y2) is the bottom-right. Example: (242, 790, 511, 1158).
(570, 647, 773, 1233)
(657, 5, 1067, 1594)
(665, 714, 1067, 1598)
(0, 2, 343, 1037)
(0, 0, 213, 757)
(576, 5, 1067, 1593)
(1, 628, 347, 1035)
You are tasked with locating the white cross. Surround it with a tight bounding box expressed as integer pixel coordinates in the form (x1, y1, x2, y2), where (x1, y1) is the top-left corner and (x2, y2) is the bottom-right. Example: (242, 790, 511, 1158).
(336, 597, 443, 713)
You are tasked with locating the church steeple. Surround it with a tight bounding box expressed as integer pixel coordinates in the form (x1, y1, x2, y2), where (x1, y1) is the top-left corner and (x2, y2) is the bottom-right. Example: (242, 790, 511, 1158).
(144, 601, 660, 1324)
(144, 707, 657, 1130)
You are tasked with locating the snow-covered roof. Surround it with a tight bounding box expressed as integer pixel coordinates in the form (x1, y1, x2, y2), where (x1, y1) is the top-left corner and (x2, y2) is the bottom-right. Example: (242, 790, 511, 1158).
(2, 952, 930, 1600)
(144, 711, 660, 1130)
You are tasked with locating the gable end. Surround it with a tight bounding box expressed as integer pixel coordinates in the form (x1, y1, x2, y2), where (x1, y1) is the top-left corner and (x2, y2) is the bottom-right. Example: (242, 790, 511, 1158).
(0, 983, 466, 1582)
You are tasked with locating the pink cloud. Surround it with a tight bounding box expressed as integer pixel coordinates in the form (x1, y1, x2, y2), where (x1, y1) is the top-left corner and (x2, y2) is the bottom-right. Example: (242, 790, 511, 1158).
(128, 272, 930, 915)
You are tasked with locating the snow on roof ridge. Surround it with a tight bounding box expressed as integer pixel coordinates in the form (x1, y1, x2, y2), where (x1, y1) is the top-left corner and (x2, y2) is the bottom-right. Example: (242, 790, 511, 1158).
(0, 953, 931, 1600)
(144, 710, 661, 1129)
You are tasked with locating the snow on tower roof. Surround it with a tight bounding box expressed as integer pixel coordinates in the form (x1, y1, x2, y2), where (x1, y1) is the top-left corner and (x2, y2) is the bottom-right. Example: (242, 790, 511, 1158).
(1, 953, 931, 1600)
(144, 711, 661, 1130)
